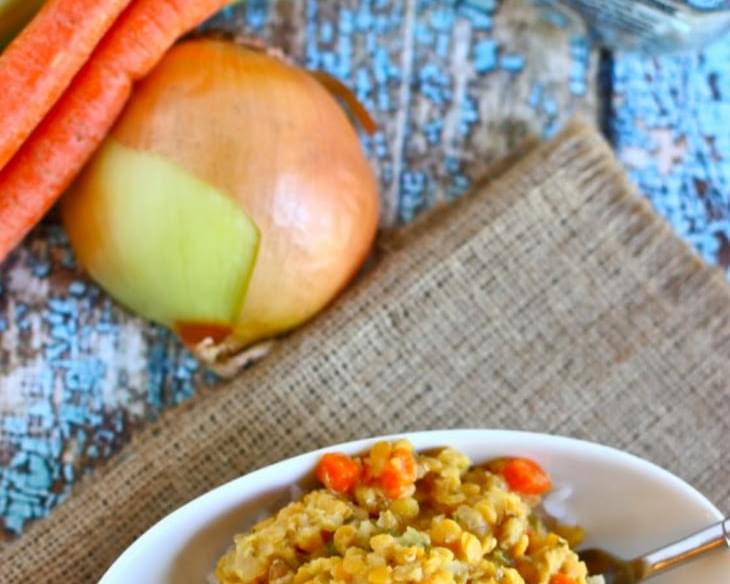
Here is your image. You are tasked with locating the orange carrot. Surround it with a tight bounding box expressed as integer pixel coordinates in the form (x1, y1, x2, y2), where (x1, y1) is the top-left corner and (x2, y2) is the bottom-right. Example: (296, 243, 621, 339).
(0, 0, 230, 261)
(550, 574, 577, 584)
(500, 458, 552, 495)
(378, 446, 417, 499)
(362, 443, 417, 499)
(0, 0, 133, 169)
(316, 453, 361, 494)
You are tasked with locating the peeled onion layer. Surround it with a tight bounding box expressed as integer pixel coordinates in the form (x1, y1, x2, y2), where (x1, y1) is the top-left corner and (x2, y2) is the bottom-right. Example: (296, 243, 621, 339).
(62, 139, 260, 341)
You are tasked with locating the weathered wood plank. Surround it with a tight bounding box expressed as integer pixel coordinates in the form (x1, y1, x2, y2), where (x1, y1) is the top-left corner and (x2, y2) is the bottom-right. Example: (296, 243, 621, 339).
(611, 37, 730, 276)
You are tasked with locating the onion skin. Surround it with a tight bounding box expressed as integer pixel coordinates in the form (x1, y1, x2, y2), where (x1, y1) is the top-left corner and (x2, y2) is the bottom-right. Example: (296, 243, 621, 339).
(65, 39, 379, 349)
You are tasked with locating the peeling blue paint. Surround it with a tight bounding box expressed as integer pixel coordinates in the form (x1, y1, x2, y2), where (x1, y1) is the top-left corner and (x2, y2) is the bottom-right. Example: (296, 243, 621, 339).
(612, 35, 730, 275)
(30, 261, 51, 278)
(473, 39, 498, 74)
(400, 170, 428, 222)
(500, 53, 525, 73)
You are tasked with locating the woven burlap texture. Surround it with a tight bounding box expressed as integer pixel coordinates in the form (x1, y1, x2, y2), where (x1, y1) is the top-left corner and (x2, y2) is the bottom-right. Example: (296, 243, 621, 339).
(2, 121, 728, 582)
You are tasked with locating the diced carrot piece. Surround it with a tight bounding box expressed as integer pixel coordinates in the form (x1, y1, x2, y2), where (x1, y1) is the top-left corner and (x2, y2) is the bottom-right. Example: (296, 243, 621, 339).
(0, 0, 230, 261)
(379, 468, 406, 500)
(378, 446, 417, 499)
(316, 453, 361, 494)
(550, 573, 577, 584)
(501, 458, 552, 495)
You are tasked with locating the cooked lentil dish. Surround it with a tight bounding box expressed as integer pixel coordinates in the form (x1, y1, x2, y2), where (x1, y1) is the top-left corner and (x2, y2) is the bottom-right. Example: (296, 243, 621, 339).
(216, 441, 604, 584)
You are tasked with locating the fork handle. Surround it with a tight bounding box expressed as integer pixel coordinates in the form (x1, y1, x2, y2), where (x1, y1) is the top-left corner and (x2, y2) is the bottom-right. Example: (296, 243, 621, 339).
(640, 517, 730, 578)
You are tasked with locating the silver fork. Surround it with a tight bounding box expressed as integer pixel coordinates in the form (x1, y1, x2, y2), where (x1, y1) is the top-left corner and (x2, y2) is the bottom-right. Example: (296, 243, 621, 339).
(579, 518, 730, 583)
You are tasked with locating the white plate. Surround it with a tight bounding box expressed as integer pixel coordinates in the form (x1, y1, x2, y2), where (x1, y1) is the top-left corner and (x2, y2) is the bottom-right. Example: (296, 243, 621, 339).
(100, 430, 729, 583)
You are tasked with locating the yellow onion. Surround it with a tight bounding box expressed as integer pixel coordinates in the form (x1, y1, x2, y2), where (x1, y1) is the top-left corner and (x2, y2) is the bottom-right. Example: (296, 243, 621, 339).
(62, 39, 379, 362)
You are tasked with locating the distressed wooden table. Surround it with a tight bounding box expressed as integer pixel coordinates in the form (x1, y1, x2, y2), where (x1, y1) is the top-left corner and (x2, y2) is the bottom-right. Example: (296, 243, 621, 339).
(0, 0, 728, 537)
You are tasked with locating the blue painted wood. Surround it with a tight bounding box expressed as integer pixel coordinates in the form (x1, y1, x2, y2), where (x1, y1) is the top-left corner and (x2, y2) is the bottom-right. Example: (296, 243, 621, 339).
(0, 0, 727, 538)
(612, 37, 730, 276)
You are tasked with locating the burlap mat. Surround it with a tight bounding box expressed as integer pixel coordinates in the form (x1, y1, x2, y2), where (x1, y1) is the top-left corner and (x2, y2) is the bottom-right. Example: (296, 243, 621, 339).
(2, 121, 729, 581)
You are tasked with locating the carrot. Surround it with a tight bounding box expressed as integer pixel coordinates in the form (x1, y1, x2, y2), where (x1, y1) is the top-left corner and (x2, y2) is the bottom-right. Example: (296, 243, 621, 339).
(378, 446, 417, 499)
(550, 574, 577, 584)
(0, 0, 45, 49)
(0, 0, 230, 261)
(0, 0, 134, 169)
(316, 453, 361, 494)
(362, 443, 417, 499)
(500, 458, 552, 495)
